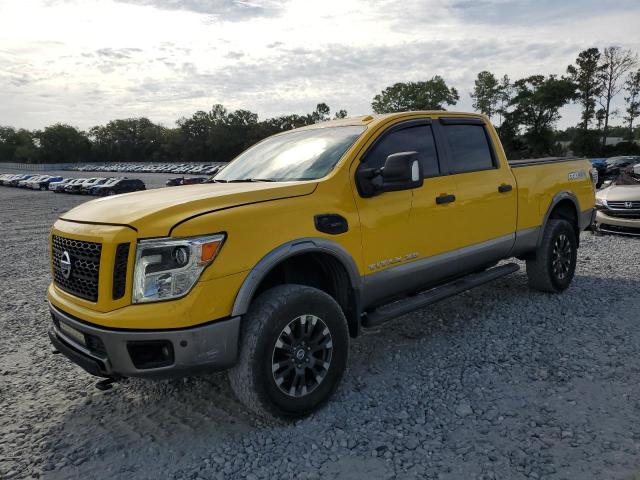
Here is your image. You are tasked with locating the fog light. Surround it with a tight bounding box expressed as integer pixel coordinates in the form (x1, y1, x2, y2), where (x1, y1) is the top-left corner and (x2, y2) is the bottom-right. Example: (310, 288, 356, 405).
(127, 340, 174, 369)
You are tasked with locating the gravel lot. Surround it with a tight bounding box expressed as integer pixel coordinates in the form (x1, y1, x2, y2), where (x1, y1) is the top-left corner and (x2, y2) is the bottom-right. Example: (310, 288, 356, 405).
(1, 178, 639, 480)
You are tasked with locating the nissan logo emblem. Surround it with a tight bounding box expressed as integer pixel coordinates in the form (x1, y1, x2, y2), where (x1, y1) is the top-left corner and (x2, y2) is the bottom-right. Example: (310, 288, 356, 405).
(60, 251, 72, 279)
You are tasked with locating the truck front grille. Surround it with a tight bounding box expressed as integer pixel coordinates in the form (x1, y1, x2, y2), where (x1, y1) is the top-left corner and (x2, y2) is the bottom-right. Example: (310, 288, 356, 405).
(112, 243, 130, 300)
(52, 235, 102, 302)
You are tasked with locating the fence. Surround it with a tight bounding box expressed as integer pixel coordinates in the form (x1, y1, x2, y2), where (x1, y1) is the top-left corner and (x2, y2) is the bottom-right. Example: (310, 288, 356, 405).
(0, 163, 74, 172)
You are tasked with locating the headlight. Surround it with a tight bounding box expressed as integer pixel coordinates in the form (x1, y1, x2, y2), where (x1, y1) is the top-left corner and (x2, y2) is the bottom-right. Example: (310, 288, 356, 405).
(132, 234, 225, 303)
(595, 197, 605, 207)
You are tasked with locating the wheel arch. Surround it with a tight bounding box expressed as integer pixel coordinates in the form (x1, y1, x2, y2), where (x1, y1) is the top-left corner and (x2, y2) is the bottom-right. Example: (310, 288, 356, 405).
(231, 238, 363, 337)
(538, 191, 580, 248)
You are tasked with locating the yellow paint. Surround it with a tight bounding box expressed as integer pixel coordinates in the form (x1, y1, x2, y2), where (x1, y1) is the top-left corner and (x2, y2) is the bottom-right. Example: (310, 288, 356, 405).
(48, 111, 595, 330)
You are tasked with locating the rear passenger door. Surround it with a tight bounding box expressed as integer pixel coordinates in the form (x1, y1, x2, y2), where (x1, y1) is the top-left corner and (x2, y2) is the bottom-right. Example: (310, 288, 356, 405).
(436, 117, 517, 254)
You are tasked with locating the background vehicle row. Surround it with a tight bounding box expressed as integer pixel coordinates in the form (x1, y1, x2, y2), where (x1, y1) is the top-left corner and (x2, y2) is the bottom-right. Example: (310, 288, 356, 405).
(0, 174, 147, 195)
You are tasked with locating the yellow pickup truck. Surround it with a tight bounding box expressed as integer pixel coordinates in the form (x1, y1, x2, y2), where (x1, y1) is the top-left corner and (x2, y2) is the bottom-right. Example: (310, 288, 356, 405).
(48, 112, 596, 418)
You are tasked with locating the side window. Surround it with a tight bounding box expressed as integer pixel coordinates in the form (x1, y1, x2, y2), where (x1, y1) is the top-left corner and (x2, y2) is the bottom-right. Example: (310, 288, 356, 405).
(442, 125, 494, 173)
(364, 124, 440, 178)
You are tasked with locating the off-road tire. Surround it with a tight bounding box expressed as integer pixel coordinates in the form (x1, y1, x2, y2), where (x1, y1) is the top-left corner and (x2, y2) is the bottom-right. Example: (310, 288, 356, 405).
(228, 285, 349, 419)
(526, 219, 577, 293)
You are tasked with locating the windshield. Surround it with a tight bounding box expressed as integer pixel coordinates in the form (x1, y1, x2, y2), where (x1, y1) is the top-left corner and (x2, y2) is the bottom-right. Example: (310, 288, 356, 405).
(613, 165, 640, 186)
(215, 125, 365, 182)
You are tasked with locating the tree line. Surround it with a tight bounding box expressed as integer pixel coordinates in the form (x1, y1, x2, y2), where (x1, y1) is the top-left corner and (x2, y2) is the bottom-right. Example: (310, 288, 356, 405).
(1, 46, 638, 164)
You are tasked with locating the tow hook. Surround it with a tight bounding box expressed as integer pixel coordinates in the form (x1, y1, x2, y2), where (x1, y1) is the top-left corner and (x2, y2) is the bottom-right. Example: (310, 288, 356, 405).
(95, 377, 119, 391)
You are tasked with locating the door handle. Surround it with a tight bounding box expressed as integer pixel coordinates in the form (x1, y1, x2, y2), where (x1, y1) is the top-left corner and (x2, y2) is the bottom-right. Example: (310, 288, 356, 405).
(436, 194, 456, 205)
(498, 184, 513, 193)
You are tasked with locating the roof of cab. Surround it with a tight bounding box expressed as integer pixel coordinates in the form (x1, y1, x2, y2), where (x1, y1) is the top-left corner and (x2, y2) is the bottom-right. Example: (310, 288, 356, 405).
(293, 111, 488, 131)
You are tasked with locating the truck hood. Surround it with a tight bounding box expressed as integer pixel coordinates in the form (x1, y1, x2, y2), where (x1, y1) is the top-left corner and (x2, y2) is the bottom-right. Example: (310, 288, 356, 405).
(60, 181, 317, 237)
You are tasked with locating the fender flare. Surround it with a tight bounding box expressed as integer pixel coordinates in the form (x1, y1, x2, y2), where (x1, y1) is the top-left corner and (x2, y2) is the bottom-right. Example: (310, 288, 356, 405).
(537, 191, 580, 248)
(231, 237, 362, 317)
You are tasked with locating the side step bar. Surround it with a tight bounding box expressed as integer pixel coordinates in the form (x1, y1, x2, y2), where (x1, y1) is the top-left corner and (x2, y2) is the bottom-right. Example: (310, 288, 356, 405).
(362, 262, 520, 328)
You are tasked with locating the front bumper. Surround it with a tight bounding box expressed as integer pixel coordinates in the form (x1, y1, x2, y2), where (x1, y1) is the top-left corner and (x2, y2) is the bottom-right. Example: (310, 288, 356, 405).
(595, 210, 640, 236)
(49, 302, 240, 379)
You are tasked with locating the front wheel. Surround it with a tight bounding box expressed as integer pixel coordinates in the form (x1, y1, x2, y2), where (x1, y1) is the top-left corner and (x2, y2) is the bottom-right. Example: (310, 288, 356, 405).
(228, 285, 349, 419)
(526, 219, 577, 293)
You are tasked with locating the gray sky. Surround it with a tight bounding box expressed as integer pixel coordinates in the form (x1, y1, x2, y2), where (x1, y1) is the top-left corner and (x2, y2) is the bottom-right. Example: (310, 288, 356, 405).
(1, 0, 639, 131)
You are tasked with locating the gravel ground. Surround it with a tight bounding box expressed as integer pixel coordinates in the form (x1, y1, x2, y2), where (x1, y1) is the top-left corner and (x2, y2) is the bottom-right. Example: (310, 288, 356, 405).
(1, 181, 639, 480)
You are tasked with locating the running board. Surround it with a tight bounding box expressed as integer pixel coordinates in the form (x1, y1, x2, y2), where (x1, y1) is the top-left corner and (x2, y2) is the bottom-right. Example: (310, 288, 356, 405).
(362, 263, 520, 328)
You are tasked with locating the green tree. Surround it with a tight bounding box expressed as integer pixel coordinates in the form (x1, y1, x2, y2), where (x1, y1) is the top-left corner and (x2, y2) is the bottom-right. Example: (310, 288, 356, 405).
(0, 127, 39, 163)
(598, 46, 638, 146)
(37, 124, 91, 163)
(90, 118, 167, 163)
(567, 48, 605, 131)
(334, 109, 348, 119)
(623, 69, 640, 141)
(470, 71, 502, 119)
(310, 103, 331, 123)
(496, 75, 512, 126)
(371, 76, 459, 113)
(506, 75, 576, 156)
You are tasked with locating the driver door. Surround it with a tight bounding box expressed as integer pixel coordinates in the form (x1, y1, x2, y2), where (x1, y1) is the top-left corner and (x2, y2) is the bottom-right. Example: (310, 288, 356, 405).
(352, 118, 455, 307)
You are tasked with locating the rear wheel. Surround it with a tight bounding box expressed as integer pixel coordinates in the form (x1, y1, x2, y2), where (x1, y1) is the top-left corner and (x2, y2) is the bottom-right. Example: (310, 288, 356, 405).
(228, 285, 349, 419)
(526, 219, 577, 293)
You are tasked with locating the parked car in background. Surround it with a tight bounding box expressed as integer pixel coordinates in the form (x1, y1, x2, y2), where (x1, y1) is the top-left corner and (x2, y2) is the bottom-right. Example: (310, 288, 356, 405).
(21, 175, 45, 189)
(94, 178, 146, 196)
(595, 164, 640, 236)
(66, 178, 105, 194)
(165, 177, 208, 187)
(18, 175, 48, 188)
(89, 178, 121, 195)
(603, 156, 640, 181)
(50, 178, 75, 192)
(0, 174, 17, 185)
(6, 174, 35, 187)
(37, 176, 64, 190)
(80, 178, 111, 194)
(58, 178, 87, 193)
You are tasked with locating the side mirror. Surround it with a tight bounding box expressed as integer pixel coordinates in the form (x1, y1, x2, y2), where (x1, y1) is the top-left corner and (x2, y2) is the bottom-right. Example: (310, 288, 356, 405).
(357, 151, 423, 197)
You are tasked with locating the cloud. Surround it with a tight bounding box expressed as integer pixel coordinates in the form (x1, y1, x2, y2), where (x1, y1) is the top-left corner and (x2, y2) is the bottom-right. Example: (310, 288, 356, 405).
(78, 47, 145, 73)
(113, 0, 287, 21)
(95, 47, 142, 59)
(225, 50, 245, 60)
(1, 0, 640, 130)
(448, 0, 640, 25)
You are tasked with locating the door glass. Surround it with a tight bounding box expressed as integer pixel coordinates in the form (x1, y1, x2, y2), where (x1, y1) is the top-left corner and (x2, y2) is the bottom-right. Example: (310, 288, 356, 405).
(443, 125, 494, 173)
(364, 125, 439, 178)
